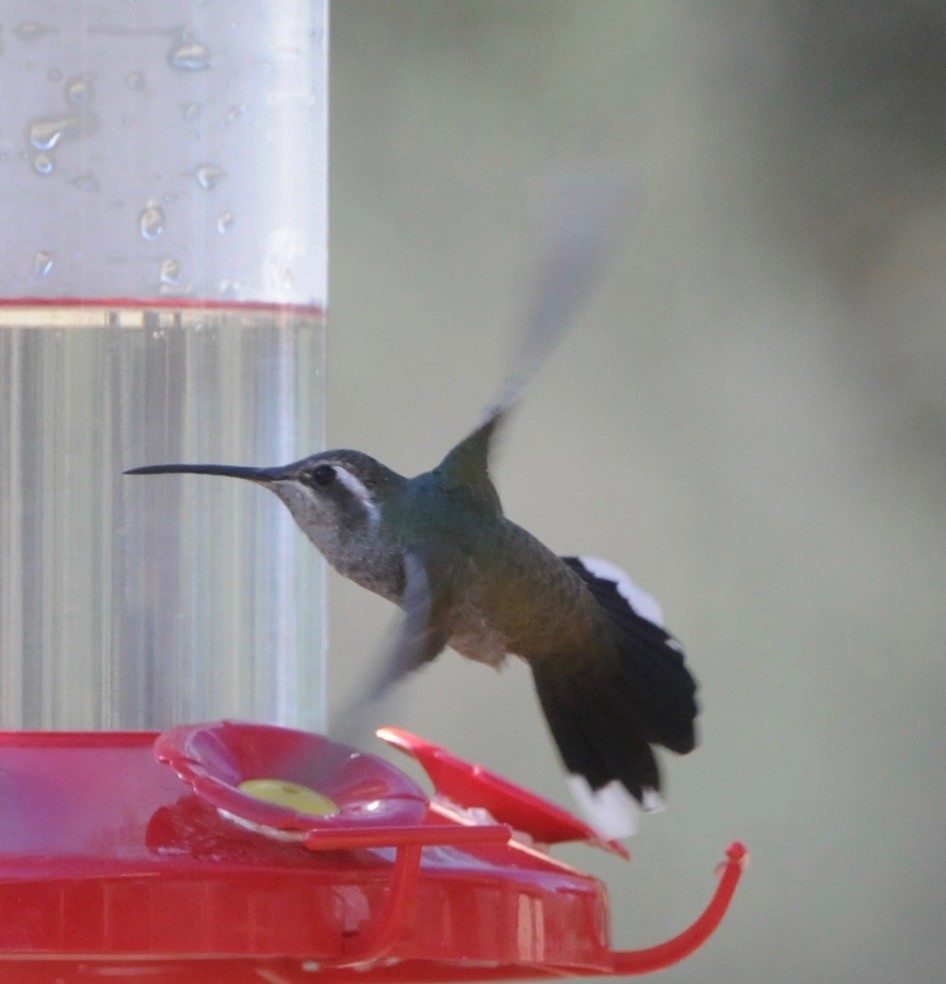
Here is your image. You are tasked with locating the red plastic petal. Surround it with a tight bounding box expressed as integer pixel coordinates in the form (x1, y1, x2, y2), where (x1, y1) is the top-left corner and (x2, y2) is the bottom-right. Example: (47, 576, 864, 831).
(378, 726, 630, 858)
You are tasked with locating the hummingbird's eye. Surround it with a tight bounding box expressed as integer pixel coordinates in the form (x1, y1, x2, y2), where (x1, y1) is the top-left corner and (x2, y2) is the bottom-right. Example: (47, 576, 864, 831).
(311, 464, 336, 486)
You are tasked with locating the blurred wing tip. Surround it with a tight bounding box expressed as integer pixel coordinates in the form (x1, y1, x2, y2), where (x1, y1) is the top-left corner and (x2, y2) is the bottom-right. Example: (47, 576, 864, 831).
(536, 168, 635, 229)
(535, 165, 634, 200)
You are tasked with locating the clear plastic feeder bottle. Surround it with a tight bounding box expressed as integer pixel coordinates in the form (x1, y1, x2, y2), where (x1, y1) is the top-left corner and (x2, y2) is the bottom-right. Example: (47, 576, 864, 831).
(0, 2, 328, 730)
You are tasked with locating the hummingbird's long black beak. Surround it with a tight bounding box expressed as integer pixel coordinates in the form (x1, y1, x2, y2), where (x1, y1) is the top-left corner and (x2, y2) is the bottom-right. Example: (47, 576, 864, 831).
(124, 463, 286, 483)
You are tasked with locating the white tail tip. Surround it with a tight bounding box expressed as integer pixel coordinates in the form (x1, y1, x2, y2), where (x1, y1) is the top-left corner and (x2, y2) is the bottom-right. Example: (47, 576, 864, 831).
(567, 775, 664, 840)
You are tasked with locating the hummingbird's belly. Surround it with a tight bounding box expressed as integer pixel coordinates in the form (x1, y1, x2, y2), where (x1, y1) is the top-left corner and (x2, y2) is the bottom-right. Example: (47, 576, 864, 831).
(447, 611, 510, 668)
(445, 583, 602, 668)
(440, 518, 609, 667)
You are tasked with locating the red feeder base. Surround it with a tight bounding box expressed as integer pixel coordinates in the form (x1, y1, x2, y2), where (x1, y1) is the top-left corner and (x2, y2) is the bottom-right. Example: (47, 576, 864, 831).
(0, 722, 746, 981)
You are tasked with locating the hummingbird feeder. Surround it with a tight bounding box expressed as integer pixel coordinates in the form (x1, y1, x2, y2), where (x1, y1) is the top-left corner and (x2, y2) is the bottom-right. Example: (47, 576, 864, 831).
(0, 720, 746, 981)
(0, 3, 745, 980)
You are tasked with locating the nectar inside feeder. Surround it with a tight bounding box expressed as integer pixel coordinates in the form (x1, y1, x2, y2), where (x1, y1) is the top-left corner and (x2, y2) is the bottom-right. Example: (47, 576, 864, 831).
(238, 778, 340, 816)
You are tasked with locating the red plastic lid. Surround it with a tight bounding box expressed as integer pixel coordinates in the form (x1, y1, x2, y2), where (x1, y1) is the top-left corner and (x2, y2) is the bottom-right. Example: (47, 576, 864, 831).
(0, 723, 746, 979)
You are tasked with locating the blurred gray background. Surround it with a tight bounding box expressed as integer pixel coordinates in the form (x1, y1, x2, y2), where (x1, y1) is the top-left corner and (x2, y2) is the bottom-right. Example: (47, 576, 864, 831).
(328, 4, 946, 982)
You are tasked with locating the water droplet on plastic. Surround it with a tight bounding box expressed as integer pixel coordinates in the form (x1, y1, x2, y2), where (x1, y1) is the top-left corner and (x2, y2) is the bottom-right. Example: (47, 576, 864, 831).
(222, 104, 247, 126)
(167, 38, 211, 72)
(151, 329, 166, 340)
(15, 22, 52, 42)
(138, 202, 165, 241)
(125, 70, 145, 91)
(29, 122, 61, 152)
(70, 172, 99, 192)
(159, 256, 181, 287)
(181, 102, 202, 123)
(32, 153, 53, 175)
(33, 250, 53, 278)
(194, 163, 224, 190)
(65, 77, 91, 106)
(29, 116, 73, 151)
(216, 210, 234, 235)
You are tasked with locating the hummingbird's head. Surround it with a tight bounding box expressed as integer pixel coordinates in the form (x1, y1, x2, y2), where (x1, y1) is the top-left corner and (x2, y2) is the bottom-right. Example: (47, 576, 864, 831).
(125, 450, 406, 546)
(263, 450, 405, 536)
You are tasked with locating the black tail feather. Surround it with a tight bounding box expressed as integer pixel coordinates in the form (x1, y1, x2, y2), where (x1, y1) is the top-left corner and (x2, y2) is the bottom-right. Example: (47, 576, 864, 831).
(530, 557, 699, 835)
(532, 654, 660, 805)
(562, 555, 698, 754)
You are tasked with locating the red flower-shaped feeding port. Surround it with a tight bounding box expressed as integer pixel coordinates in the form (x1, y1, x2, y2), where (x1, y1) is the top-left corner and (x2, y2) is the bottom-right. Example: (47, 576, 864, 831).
(155, 720, 429, 836)
(155, 720, 513, 853)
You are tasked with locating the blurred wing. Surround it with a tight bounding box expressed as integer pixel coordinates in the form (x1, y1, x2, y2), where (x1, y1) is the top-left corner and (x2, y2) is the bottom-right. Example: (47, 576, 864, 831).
(366, 549, 451, 702)
(331, 548, 451, 743)
(485, 171, 632, 425)
(436, 172, 631, 490)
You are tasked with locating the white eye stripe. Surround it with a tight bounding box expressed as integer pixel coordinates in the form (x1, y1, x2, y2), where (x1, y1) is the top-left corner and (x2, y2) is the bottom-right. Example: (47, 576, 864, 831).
(332, 465, 381, 523)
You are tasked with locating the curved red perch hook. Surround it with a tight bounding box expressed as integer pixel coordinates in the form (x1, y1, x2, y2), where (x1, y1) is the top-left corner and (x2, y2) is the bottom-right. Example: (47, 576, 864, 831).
(609, 841, 748, 975)
(302, 823, 511, 967)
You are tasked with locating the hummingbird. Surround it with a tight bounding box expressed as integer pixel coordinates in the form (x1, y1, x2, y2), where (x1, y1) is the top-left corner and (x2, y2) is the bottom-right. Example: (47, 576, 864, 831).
(126, 178, 698, 839)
